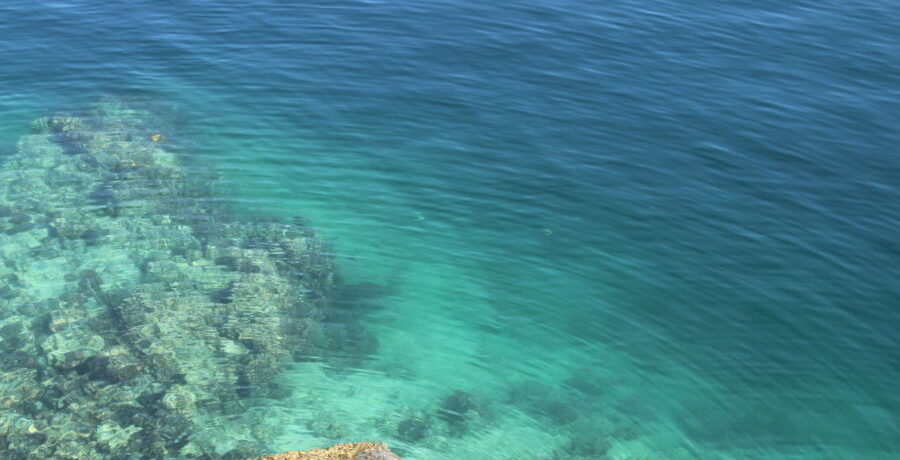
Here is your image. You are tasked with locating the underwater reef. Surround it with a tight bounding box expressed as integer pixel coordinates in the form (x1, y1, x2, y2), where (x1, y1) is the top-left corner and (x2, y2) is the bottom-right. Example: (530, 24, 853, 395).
(0, 99, 339, 459)
(245, 442, 399, 460)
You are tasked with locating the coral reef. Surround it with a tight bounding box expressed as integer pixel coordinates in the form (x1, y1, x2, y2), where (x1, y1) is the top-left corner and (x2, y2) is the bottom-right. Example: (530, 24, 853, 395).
(0, 99, 337, 459)
(245, 442, 400, 460)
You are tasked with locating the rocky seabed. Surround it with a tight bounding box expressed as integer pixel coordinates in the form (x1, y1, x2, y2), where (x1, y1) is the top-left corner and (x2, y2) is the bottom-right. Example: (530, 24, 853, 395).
(0, 99, 339, 459)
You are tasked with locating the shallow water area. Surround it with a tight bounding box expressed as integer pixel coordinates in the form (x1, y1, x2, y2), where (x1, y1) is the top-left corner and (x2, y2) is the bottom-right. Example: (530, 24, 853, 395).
(0, 100, 341, 459)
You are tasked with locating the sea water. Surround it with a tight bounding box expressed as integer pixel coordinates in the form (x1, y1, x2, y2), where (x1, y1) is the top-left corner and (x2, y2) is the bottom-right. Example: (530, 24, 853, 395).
(0, 1, 898, 459)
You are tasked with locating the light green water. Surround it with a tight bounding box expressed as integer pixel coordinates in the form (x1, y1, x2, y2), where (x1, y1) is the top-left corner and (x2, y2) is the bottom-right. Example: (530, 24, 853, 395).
(2, 93, 896, 459)
(188, 109, 754, 460)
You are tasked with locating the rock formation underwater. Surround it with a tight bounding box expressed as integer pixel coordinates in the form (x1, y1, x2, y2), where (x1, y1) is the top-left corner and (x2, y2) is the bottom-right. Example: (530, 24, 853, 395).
(0, 99, 339, 459)
(245, 442, 400, 460)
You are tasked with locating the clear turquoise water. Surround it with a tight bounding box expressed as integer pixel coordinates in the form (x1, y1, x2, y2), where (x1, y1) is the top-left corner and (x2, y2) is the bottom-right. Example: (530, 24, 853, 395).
(1, 0, 899, 458)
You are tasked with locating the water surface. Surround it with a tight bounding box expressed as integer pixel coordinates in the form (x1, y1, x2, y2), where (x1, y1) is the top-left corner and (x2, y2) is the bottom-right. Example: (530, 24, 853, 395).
(1, 0, 899, 459)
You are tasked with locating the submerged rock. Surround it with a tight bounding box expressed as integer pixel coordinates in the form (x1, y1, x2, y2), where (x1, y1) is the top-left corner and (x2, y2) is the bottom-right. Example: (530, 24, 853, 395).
(41, 329, 106, 369)
(396, 417, 430, 442)
(0, 99, 338, 459)
(246, 442, 400, 460)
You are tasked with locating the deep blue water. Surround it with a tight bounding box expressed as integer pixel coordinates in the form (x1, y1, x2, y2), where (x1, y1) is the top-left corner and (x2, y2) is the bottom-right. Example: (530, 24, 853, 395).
(1, 0, 899, 458)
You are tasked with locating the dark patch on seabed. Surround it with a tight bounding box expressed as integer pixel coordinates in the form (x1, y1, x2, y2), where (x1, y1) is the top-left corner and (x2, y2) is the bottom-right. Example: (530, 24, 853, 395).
(0, 98, 378, 459)
(301, 277, 399, 371)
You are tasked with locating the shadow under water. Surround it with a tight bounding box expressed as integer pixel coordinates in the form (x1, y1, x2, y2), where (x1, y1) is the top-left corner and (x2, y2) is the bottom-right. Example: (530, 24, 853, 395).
(301, 276, 400, 371)
(0, 99, 356, 459)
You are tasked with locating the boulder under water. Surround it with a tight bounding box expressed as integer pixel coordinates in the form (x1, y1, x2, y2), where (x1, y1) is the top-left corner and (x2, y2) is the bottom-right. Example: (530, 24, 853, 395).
(0, 99, 338, 459)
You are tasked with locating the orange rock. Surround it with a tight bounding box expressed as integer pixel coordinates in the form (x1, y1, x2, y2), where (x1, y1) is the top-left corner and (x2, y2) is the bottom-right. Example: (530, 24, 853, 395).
(246, 442, 400, 460)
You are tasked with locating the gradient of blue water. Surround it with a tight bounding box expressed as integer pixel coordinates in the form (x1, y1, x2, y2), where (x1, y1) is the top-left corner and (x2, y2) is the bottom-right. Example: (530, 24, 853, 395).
(2, 0, 899, 458)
